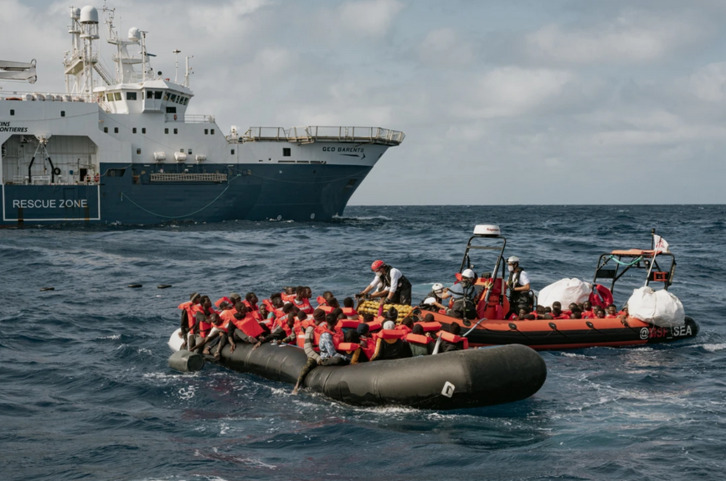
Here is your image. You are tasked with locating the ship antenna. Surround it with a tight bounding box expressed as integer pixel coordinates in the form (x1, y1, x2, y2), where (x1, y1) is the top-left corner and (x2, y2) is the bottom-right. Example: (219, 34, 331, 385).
(173, 49, 181, 83)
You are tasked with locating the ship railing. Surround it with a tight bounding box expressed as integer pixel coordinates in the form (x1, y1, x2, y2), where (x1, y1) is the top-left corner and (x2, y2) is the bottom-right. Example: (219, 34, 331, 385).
(236, 126, 405, 145)
(1, 90, 88, 102)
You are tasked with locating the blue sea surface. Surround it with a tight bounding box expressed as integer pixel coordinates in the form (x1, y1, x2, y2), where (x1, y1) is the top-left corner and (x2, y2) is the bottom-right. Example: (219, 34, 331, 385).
(1, 205, 724, 480)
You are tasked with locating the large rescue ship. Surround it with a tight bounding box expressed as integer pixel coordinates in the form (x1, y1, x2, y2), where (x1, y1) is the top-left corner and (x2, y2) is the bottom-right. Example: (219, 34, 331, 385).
(0, 5, 404, 226)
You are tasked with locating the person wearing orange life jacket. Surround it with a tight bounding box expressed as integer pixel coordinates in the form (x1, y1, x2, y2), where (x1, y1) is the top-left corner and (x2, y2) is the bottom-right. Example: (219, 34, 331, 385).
(243, 292, 263, 322)
(287, 286, 314, 314)
(226, 302, 266, 348)
(178, 292, 202, 350)
(406, 323, 434, 356)
(437, 323, 469, 352)
(189, 295, 218, 340)
(292, 310, 345, 394)
(191, 313, 236, 360)
(358, 260, 412, 305)
(370, 320, 413, 361)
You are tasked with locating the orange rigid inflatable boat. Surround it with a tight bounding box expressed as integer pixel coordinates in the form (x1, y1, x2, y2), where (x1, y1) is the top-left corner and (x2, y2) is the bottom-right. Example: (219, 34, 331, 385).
(419, 225, 698, 350)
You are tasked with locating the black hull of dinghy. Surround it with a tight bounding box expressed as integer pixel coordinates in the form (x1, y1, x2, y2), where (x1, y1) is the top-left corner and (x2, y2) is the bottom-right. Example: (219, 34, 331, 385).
(215, 343, 547, 410)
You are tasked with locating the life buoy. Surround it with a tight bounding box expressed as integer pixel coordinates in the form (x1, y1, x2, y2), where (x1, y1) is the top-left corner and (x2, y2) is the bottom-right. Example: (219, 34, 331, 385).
(53, 167, 61, 176)
(589, 284, 614, 309)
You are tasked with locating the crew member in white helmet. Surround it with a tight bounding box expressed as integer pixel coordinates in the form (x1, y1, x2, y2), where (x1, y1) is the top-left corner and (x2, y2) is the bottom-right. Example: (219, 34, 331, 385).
(445, 269, 480, 320)
(420, 282, 447, 311)
(358, 260, 412, 305)
(506, 256, 532, 313)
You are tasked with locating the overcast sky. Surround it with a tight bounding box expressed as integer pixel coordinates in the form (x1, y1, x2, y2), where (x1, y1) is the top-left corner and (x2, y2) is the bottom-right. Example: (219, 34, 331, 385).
(5, 0, 726, 205)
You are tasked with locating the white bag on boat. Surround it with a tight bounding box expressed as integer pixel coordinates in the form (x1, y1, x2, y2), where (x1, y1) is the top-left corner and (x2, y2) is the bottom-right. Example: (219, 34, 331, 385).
(626, 286, 685, 327)
(537, 278, 592, 308)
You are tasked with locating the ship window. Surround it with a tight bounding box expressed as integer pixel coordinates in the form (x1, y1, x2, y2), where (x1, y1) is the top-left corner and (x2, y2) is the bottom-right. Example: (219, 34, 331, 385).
(136, 148, 141, 155)
(211, 129, 215, 135)
(106, 93, 113, 101)
(164, 128, 169, 134)
(127, 92, 137, 100)
(133, 127, 137, 134)
(283, 148, 291, 157)
(231, 149, 235, 155)
(10, 109, 14, 115)
(166, 106, 176, 113)
(188, 149, 192, 154)
(61, 111, 66, 117)
(154, 91, 162, 99)
(173, 128, 178, 134)
(142, 127, 146, 134)
(170, 94, 177, 103)
(104, 127, 108, 133)
(106, 168, 126, 177)
(164, 93, 169, 101)
(114, 92, 122, 101)
(146, 90, 152, 99)
(204, 129, 208, 135)
(114, 127, 119, 133)
(183, 97, 189, 105)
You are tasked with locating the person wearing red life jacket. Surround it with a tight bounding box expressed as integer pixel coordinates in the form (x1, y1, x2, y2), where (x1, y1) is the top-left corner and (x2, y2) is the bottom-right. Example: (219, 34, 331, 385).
(178, 292, 202, 350)
(226, 302, 266, 347)
(189, 295, 218, 340)
(287, 286, 313, 314)
(551, 301, 570, 320)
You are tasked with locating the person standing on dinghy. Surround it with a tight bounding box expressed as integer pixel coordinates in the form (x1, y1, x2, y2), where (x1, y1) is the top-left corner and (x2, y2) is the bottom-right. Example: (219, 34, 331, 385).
(358, 260, 412, 305)
(506, 256, 533, 316)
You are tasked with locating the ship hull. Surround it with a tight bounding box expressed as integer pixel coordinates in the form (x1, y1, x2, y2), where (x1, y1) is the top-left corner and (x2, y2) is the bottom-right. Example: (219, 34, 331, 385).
(1, 161, 374, 226)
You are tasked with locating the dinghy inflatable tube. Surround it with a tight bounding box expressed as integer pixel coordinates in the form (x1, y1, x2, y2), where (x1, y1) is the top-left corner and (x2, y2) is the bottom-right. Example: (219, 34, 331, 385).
(167, 328, 547, 409)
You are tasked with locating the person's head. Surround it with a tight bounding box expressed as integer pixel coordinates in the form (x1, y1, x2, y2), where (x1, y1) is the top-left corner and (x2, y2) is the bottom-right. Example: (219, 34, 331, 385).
(328, 297, 340, 309)
(449, 323, 461, 335)
(234, 301, 247, 315)
(552, 301, 562, 313)
(322, 290, 334, 301)
(344, 329, 360, 343)
(401, 316, 414, 329)
(606, 304, 617, 315)
(595, 308, 605, 318)
(295, 286, 306, 298)
(362, 313, 375, 323)
(312, 308, 326, 323)
(286, 315, 296, 328)
(412, 323, 424, 335)
(570, 308, 582, 319)
(536, 305, 546, 315)
(210, 313, 222, 325)
(201, 295, 211, 308)
(297, 310, 308, 322)
(270, 292, 283, 308)
(371, 259, 385, 274)
(518, 308, 528, 320)
(507, 256, 520, 272)
(190, 292, 201, 304)
(432, 283, 444, 297)
(305, 286, 312, 299)
(461, 269, 476, 285)
(245, 292, 258, 304)
(356, 323, 370, 337)
(385, 307, 398, 322)
(229, 293, 242, 303)
(423, 313, 435, 322)
(343, 297, 354, 308)
(325, 314, 338, 330)
(583, 300, 592, 310)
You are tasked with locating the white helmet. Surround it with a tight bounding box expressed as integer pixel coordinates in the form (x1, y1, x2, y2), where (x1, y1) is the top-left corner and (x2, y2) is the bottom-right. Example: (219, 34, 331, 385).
(462, 268, 476, 279)
(507, 256, 520, 264)
(432, 282, 444, 292)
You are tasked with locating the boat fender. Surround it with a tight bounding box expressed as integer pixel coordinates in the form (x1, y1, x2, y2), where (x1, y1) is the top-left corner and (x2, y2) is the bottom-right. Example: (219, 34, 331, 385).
(168, 349, 204, 372)
(53, 167, 61, 176)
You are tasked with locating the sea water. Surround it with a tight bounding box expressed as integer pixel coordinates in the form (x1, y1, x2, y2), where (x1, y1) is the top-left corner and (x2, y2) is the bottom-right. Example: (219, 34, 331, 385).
(1, 205, 724, 480)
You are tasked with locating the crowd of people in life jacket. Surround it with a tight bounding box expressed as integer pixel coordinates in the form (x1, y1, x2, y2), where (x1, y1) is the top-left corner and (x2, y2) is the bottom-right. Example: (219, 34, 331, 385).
(175, 257, 628, 392)
(176, 260, 474, 394)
